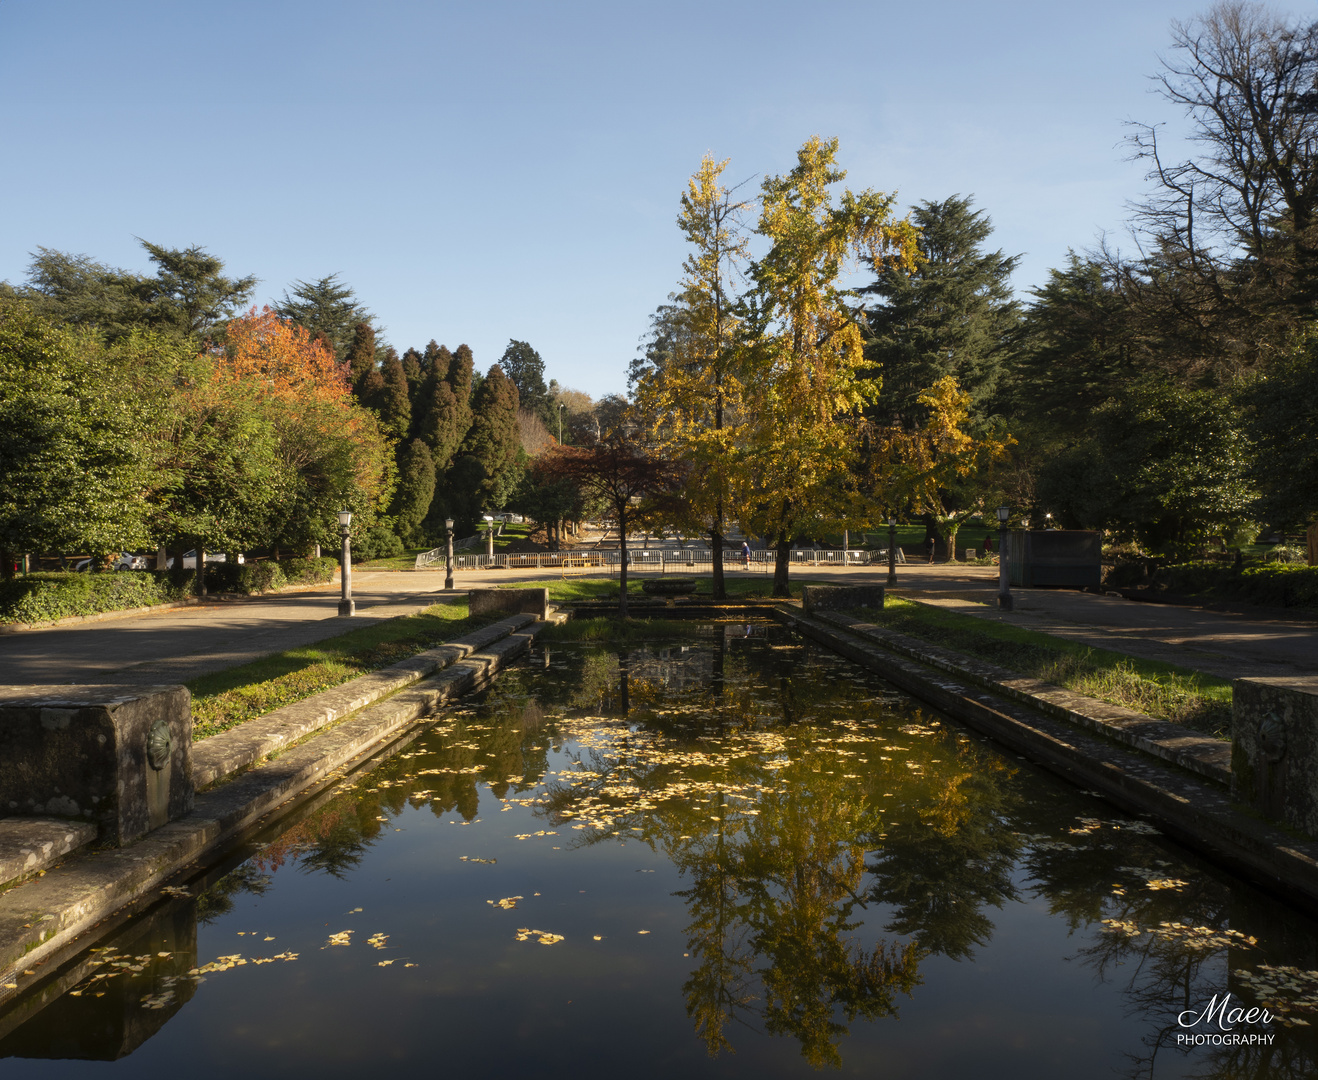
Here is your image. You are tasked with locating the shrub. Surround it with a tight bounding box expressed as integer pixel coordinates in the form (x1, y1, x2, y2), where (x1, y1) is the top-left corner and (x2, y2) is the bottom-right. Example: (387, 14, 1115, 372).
(281, 556, 338, 585)
(1104, 561, 1151, 589)
(352, 526, 403, 562)
(1237, 565, 1318, 607)
(0, 571, 185, 624)
(206, 561, 288, 595)
(1137, 561, 1318, 609)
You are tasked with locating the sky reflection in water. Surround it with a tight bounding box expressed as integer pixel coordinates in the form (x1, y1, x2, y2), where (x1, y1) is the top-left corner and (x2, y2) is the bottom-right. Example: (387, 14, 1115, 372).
(4, 621, 1318, 1079)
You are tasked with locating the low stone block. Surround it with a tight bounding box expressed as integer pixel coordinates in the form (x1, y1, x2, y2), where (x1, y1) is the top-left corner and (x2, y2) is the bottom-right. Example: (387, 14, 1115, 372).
(801, 584, 885, 615)
(468, 588, 549, 620)
(1232, 676, 1318, 837)
(0, 685, 193, 846)
(641, 578, 698, 595)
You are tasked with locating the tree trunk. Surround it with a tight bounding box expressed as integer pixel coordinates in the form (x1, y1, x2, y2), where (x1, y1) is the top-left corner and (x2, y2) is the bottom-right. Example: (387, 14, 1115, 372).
(197, 545, 207, 597)
(617, 648, 630, 715)
(773, 533, 791, 597)
(711, 525, 726, 601)
(0, 549, 13, 582)
(945, 525, 960, 562)
(617, 509, 629, 620)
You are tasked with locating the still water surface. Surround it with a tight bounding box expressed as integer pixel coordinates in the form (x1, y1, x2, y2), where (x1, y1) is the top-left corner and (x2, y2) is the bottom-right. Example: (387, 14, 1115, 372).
(3, 621, 1318, 1078)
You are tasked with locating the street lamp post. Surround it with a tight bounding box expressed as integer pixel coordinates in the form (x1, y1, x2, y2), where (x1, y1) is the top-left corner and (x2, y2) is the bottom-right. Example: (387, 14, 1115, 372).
(996, 505, 1012, 611)
(483, 515, 495, 560)
(558, 403, 565, 444)
(887, 516, 898, 587)
(444, 517, 455, 591)
(338, 510, 355, 616)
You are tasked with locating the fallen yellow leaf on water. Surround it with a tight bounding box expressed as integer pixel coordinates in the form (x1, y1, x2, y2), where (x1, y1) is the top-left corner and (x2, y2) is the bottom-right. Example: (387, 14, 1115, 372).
(637, 930, 650, 935)
(263, 937, 275, 942)
(377, 959, 395, 967)
(324, 930, 354, 948)
(404, 963, 418, 968)
(515, 928, 564, 945)
(488, 896, 524, 910)
(593, 935, 602, 941)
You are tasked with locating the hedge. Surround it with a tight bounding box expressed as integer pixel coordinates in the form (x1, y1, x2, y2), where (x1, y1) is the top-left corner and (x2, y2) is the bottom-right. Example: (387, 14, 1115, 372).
(0, 557, 341, 624)
(1130, 562, 1318, 609)
(280, 556, 338, 585)
(0, 571, 185, 624)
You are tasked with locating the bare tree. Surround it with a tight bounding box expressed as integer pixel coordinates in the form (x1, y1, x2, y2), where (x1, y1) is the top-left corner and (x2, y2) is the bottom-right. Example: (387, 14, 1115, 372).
(1128, 2, 1318, 313)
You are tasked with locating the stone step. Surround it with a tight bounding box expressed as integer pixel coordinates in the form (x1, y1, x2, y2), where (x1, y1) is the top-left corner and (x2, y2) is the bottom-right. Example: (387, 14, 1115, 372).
(191, 613, 536, 790)
(0, 819, 97, 891)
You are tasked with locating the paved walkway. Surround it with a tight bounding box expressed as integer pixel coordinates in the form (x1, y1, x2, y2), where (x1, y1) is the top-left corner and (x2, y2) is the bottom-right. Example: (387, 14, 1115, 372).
(885, 563, 1318, 681)
(0, 562, 1313, 686)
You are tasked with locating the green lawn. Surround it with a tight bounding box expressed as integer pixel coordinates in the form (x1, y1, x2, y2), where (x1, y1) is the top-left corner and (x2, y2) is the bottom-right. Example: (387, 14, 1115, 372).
(187, 597, 501, 740)
(354, 547, 430, 571)
(854, 595, 1233, 738)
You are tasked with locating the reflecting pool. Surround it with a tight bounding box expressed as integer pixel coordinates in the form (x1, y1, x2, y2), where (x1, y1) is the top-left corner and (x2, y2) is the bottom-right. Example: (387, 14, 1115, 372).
(4, 621, 1318, 1078)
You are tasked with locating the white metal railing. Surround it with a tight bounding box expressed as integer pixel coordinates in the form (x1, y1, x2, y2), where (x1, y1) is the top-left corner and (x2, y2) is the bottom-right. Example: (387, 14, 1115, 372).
(414, 534, 485, 568)
(427, 548, 883, 573)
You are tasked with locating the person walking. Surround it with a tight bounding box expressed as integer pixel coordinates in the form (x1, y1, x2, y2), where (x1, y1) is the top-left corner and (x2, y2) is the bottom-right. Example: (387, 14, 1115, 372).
(741, 541, 751, 570)
(924, 535, 936, 564)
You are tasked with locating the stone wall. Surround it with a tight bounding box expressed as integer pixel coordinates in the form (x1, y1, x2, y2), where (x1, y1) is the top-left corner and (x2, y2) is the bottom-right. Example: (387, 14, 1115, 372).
(467, 588, 549, 620)
(0, 685, 193, 845)
(801, 584, 885, 615)
(1232, 676, 1318, 838)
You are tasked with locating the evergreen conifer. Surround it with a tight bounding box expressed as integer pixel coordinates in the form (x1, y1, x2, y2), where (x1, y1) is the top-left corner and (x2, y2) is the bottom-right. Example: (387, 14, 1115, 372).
(376, 351, 412, 440)
(345, 322, 378, 397)
(391, 438, 436, 545)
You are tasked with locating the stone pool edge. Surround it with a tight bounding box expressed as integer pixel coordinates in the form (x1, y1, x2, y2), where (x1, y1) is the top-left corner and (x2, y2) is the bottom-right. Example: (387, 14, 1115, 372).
(0, 622, 547, 998)
(776, 607, 1318, 915)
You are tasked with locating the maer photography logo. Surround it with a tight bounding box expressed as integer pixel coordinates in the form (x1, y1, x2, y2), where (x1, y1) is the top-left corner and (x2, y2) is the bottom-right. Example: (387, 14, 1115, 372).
(1177, 993, 1275, 1046)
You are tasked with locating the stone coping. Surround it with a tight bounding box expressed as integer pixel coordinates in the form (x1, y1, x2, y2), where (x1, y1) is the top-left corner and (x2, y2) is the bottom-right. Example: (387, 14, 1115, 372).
(0, 820, 97, 890)
(812, 609, 1232, 786)
(0, 624, 544, 993)
(191, 613, 535, 790)
(776, 609, 1318, 915)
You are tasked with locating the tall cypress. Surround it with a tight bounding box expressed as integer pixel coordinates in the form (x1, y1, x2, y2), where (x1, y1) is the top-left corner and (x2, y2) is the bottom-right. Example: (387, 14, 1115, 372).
(418, 380, 466, 471)
(423, 339, 445, 377)
(391, 439, 436, 544)
(344, 321, 378, 398)
(375, 350, 412, 440)
(401, 347, 424, 395)
(456, 363, 522, 509)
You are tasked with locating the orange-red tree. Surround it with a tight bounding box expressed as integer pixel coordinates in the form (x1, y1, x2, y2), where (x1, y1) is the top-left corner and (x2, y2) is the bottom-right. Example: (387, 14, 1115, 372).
(540, 436, 674, 618)
(213, 307, 393, 552)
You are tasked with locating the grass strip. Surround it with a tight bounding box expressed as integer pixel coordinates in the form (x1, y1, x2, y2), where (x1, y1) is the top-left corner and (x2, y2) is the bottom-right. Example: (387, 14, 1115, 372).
(186, 598, 501, 740)
(857, 596, 1233, 739)
(505, 576, 798, 603)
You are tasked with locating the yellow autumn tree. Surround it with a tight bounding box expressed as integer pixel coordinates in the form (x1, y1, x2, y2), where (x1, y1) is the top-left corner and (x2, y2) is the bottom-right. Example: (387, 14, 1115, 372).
(736, 136, 920, 595)
(633, 154, 752, 598)
(860, 376, 1014, 558)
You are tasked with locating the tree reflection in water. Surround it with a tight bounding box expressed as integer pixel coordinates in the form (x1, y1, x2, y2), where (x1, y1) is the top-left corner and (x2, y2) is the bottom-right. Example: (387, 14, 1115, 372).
(52, 620, 1316, 1075)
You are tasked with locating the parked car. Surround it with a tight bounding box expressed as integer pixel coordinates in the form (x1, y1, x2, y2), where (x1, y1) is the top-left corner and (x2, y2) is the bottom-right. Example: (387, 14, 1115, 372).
(167, 550, 243, 570)
(73, 553, 150, 571)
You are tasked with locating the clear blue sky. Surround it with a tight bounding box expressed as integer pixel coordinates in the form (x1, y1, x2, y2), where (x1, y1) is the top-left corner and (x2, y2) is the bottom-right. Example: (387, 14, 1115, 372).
(0, 0, 1256, 397)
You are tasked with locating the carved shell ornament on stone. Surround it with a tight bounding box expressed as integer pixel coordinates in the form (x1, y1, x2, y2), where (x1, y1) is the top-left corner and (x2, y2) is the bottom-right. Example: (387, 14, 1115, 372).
(1259, 710, 1287, 765)
(147, 718, 172, 771)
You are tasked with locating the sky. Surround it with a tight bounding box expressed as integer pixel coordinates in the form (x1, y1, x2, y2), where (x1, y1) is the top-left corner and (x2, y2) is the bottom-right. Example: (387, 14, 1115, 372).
(0, 0, 1275, 398)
